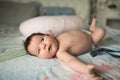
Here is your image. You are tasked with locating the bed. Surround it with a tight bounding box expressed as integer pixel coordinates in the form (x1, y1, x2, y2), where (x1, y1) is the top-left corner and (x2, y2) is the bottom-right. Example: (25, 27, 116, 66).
(0, 0, 120, 80)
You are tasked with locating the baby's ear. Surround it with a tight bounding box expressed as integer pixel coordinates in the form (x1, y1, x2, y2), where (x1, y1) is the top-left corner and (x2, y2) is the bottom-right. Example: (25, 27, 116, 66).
(46, 30, 54, 37)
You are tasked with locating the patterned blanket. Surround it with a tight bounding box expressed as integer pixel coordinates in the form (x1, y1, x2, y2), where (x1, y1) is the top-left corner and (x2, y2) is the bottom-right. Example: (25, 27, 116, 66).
(0, 25, 120, 80)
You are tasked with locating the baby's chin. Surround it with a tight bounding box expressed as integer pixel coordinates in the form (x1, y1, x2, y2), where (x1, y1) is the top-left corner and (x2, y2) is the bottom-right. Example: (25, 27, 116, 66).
(37, 53, 55, 59)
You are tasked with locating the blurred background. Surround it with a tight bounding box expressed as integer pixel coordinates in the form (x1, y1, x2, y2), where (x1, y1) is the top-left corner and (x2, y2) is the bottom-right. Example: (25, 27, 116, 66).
(0, 0, 120, 29)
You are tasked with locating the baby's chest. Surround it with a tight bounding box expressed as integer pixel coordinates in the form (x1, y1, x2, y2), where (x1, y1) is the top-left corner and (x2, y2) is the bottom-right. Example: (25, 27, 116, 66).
(65, 39, 90, 55)
(68, 44, 83, 55)
(60, 40, 82, 55)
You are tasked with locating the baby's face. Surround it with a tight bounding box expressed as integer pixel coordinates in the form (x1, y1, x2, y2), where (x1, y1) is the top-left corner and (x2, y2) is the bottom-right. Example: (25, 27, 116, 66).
(28, 34, 58, 59)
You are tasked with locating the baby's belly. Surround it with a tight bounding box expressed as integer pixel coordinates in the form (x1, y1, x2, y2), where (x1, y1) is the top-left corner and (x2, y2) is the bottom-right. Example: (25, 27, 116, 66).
(68, 44, 91, 56)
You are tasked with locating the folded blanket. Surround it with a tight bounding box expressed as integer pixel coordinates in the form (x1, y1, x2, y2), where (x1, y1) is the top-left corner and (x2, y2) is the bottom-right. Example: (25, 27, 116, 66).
(90, 48, 120, 58)
(0, 37, 26, 62)
(0, 24, 27, 62)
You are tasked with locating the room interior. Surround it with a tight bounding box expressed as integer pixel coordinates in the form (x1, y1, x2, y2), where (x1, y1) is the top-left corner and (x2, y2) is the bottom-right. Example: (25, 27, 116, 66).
(0, 0, 120, 80)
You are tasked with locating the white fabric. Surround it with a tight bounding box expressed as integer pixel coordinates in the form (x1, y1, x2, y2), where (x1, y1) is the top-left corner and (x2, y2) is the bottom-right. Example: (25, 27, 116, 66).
(19, 16, 87, 38)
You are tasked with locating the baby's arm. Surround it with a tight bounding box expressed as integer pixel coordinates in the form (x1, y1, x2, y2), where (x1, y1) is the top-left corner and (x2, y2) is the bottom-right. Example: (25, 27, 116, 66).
(56, 51, 102, 80)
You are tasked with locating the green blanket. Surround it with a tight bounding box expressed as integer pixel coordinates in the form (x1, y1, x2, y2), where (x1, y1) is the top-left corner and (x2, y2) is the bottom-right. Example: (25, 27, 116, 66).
(0, 24, 26, 62)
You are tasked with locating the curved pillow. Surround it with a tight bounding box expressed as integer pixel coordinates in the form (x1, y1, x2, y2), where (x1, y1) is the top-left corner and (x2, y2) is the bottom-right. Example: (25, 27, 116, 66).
(19, 16, 87, 37)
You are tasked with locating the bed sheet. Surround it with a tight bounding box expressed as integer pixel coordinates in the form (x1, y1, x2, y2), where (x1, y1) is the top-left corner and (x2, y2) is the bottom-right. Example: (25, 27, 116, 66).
(0, 24, 26, 62)
(0, 25, 120, 80)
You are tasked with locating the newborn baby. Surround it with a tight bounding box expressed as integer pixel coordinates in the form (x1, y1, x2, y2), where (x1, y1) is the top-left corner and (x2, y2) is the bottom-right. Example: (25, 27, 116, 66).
(23, 18, 105, 80)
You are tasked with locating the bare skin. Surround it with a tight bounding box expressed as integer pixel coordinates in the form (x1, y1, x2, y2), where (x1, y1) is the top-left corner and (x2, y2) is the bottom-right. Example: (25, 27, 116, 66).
(27, 18, 105, 80)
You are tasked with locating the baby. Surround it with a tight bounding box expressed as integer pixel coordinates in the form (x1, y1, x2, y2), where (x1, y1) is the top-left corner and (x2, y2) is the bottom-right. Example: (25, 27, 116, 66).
(24, 18, 105, 80)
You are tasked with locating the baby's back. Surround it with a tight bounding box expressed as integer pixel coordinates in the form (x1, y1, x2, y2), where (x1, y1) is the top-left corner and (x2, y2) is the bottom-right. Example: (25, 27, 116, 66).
(57, 29, 92, 56)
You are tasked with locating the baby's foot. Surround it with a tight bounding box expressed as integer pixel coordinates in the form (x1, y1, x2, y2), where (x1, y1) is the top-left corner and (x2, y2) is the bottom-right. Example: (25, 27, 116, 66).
(89, 18, 97, 32)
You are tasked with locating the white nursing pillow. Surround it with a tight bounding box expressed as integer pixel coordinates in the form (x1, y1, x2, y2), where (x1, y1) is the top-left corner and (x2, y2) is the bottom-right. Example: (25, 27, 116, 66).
(19, 16, 87, 37)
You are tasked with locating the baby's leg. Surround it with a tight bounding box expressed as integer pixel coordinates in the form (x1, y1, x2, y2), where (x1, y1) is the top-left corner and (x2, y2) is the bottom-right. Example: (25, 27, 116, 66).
(89, 18, 105, 46)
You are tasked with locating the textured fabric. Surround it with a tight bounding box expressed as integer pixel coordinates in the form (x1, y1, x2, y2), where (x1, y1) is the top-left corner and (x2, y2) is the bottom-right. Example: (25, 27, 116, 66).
(0, 25, 120, 80)
(90, 48, 120, 58)
(19, 16, 86, 37)
(0, 24, 26, 62)
(40, 7, 75, 15)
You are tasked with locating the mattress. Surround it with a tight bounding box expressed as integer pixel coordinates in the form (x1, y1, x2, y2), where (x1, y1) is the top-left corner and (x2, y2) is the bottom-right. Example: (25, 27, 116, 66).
(0, 24, 120, 80)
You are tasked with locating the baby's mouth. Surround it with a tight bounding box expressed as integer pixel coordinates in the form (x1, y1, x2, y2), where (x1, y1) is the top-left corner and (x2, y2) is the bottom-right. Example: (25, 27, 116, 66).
(48, 45, 51, 52)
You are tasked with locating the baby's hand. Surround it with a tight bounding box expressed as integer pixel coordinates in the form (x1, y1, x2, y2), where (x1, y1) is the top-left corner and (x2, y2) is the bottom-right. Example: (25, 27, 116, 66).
(46, 30, 54, 37)
(90, 77, 102, 80)
(85, 65, 102, 80)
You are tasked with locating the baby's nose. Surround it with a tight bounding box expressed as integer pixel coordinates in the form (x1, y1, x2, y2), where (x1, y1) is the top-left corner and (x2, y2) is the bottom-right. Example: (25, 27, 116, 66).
(40, 43, 46, 49)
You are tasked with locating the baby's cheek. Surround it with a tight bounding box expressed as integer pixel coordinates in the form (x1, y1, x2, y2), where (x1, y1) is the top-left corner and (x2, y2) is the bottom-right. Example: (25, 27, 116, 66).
(39, 51, 51, 59)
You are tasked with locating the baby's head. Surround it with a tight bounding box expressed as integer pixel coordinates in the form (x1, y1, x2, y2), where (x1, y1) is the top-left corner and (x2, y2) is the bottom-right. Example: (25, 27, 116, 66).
(24, 30, 59, 59)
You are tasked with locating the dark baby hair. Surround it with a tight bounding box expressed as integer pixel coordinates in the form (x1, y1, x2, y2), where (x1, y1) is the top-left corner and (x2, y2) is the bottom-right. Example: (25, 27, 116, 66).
(24, 33, 45, 55)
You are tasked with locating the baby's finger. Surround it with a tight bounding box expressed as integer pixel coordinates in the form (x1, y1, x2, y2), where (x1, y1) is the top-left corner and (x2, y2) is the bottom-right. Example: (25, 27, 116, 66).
(91, 77, 102, 80)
